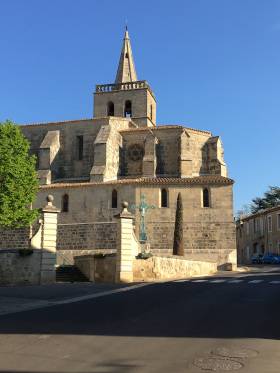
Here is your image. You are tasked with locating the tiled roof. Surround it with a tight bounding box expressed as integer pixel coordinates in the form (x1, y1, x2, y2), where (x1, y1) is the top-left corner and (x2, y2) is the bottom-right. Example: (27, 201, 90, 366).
(240, 204, 280, 222)
(21, 118, 94, 127)
(40, 176, 234, 190)
(21, 119, 211, 136)
(120, 125, 212, 135)
(158, 125, 211, 135)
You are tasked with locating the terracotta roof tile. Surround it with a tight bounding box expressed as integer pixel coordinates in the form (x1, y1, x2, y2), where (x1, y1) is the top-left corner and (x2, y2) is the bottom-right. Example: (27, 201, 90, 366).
(20, 119, 211, 136)
(40, 176, 234, 190)
(120, 125, 212, 135)
(240, 204, 280, 221)
(21, 118, 94, 127)
(158, 125, 212, 135)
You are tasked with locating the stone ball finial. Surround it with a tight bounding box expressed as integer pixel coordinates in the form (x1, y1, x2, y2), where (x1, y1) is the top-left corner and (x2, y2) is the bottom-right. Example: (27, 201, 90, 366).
(122, 201, 129, 209)
(47, 195, 54, 204)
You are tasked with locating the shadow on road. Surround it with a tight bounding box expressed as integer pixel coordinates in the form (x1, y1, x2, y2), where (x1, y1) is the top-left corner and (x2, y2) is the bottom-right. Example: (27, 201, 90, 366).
(0, 271, 279, 340)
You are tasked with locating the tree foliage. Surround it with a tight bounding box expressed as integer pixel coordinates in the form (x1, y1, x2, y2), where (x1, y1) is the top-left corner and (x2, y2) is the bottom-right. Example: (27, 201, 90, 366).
(0, 120, 39, 227)
(173, 192, 184, 256)
(250, 186, 280, 214)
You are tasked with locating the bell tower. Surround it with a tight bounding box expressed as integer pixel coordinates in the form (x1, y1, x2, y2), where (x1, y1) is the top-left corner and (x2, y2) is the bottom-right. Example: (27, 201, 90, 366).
(93, 28, 156, 127)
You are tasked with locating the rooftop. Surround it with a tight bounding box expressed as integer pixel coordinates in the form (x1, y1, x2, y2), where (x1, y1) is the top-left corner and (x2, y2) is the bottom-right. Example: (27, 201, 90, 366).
(40, 176, 234, 190)
(240, 204, 280, 222)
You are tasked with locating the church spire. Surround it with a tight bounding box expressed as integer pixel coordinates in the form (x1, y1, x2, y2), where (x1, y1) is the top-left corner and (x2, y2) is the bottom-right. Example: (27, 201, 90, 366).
(115, 27, 138, 84)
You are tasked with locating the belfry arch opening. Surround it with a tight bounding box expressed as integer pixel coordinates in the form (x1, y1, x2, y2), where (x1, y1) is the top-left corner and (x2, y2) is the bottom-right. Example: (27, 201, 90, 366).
(107, 101, 114, 116)
(124, 100, 132, 117)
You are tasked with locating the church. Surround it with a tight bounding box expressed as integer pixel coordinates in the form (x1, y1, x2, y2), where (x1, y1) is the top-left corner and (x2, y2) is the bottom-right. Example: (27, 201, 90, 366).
(21, 29, 236, 267)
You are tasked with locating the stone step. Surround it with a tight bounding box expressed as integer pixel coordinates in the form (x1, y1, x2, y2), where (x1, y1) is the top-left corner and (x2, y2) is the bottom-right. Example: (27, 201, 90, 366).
(56, 265, 89, 283)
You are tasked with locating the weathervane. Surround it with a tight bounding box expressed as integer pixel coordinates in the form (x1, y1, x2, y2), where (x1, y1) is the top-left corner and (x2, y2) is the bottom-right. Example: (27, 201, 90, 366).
(131, 194, 155, 243)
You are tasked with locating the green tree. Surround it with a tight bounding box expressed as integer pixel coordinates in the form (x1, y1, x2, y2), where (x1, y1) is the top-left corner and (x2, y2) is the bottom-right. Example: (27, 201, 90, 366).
(0, 120, 39, 227)
(251, 186, 280, 214)
(173, 192, 184, 256)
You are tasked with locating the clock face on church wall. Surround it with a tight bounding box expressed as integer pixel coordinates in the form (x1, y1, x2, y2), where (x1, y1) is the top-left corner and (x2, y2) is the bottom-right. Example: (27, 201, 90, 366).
(127, 144, 144, 161)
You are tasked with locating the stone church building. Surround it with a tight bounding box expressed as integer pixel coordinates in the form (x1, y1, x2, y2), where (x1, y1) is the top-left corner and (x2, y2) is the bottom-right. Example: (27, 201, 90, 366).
(21, 29, 236, 267)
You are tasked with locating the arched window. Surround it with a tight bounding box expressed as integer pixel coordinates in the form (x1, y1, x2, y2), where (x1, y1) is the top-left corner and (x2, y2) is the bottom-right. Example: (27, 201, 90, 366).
(107, 101, 114, 116)
(76, 135, 83, 160)
(112, 189, 118, 208)
(124, 100, 132, 117)
(203, 188, 210, 208)
(62, 194, 69, 212)
(161, 189, 168, 208)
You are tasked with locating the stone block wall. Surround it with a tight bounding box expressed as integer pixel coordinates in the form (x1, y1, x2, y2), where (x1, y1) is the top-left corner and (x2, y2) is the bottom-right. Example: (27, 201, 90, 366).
(74, 254, 217, 283)
(57, 222, 117, 251)
(0, 227, 31, 250)
(0, 250, 41, 285)
(21, 119, 102, 182)
(0, 196, 60, 285)
(75, 254, 116, 282)
(36, 181, 236, 267)
(56, 222, 117, 264)
(133, 256, 217, 282)
(21, 117, 228, 184)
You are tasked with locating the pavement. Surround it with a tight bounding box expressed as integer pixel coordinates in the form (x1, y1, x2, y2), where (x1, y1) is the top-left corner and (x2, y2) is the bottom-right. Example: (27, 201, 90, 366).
(0, 266, 280, 372)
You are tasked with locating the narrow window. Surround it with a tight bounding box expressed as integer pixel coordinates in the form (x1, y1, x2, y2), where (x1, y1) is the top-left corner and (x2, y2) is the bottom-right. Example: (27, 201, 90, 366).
(112, 189, 118, 209)
(253, 243, 257, 254)
(62, 194, 69, 212)
(77, 135, 83, 160)
(246, 221, 250, 235)
(161, 189, 168, 208)
(202, 188, 210, 208)
(124, 100, 132, 117)
(150, 104, 153, 121)
(107, 101, 114, 116)
(268, 215, 272, 232)
(260, 217, 263, 234)
(277, 214, 280, 230)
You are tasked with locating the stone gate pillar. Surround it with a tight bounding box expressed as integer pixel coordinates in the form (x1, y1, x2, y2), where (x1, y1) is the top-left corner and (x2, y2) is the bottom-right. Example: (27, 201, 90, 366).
(40, 195, 60, 284)
(115, 202, 135, 283)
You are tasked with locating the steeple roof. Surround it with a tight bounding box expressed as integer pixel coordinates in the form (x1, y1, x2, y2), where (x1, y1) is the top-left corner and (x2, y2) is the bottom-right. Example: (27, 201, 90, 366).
(115, 28, 138, 83)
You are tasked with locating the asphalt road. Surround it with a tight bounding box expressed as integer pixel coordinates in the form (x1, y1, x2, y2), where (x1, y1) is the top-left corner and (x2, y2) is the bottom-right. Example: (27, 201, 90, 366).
(0, 266, 280, 373)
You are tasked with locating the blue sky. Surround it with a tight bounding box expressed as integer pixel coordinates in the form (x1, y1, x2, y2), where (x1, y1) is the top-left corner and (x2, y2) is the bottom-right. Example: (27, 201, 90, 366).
(0, 0, 279, 213)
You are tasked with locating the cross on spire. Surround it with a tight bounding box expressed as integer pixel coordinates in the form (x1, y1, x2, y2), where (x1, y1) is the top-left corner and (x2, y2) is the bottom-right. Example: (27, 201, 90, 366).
(115, 27, 138, 84)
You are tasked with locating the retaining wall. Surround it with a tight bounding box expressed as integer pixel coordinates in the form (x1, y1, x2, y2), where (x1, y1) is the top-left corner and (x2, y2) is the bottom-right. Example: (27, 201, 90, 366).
(133, 256, 217, 282)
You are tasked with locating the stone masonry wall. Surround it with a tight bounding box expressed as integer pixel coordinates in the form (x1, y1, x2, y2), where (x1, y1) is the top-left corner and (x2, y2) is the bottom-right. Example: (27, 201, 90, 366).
(37, 182, 236, 267)
(133, 256, 217, 282)
(57, 222, 117, 251)
(0, 250, 41, 285)
(145, 221, 236, 265)
(0, 227, 31, 249)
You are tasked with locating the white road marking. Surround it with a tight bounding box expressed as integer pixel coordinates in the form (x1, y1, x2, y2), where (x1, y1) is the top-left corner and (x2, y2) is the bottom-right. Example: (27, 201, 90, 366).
(228, 280, 243, 283)
(0, 282, 152, 317)
(210, 279, 226, 283)
(174, 279, 189, 283)
(191, 279, 208, 283)
(248, 280, 263, 284)
(269, 280, 280, 284)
